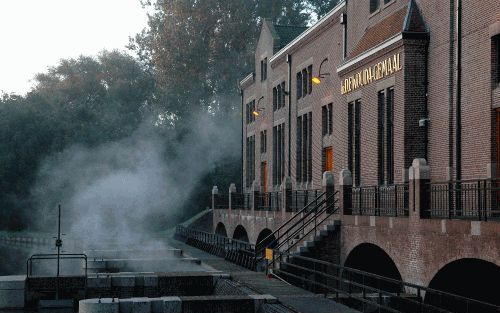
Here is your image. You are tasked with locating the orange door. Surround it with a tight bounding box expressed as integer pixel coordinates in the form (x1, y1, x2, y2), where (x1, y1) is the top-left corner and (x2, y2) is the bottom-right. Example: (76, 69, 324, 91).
(261, 162, 268, 193)
(325, 147, 333, 172)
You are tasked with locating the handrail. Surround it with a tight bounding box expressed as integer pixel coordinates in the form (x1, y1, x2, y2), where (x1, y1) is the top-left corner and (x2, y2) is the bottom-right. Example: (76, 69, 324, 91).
(273, 195, 336, 252)
(176, 225, 255, 251)
(26, 253, 88, 278)
(256, 191, 338, 265)
(270, 251, 499, 313)
(267, 195, 339, 269)
(256, 191, 326, 252)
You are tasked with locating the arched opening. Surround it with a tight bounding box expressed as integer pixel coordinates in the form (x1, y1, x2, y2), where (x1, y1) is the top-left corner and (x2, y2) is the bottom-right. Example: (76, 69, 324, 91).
(215, 222, 227, 237)
(426, 258, 499, 312)
(255, 228, 276, 253)
(343, 243, 403, 293)
(232, 225, 249, 242)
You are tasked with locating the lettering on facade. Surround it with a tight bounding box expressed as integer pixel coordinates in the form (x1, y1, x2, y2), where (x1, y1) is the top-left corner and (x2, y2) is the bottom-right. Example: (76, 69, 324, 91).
(341, 54, 402, 95)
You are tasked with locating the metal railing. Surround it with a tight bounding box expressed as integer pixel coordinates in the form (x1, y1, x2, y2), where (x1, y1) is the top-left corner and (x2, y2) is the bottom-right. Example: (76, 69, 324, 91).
(214, 194, 229, 210)
(428, 179, 500, 220)
(350, 184, 409, 217)
(26, 253, 88, 278)
(175, 225, 256, 269)
(289, 189, 321, 212)
(230, 193, 252, 210)
(255, 191, 339, 269)
(269, 251, 499, 313)
(256, 191, 282, 211)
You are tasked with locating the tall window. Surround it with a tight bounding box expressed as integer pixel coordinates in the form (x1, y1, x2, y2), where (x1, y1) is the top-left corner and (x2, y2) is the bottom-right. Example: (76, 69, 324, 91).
(273, 123, 286, 186)
(273, 81, 287, 111)
(261, 57, 267, 81)
(296, 112, 312, 183)
(296, 65, 313, 100)
(370, 0, 380, 13)
(494, 35, 500, 84)
(307, 65, 313, 95)
(260, 130, 267, 153)
(246, 100, 256, 124)
(297, 72, 303, 99)
(281, 82, 286, 107)
(322, 103, 333, 136)
(348, 100, 361, 186)
(377, 88, 394, 184)
(246, 135, 255, 188)
(273, 88, 277, 111)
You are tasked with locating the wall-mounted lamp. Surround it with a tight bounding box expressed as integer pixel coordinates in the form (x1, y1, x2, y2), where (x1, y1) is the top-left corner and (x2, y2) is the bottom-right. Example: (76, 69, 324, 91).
(252, 96, 265, 117)
(312, 58, 330, 85)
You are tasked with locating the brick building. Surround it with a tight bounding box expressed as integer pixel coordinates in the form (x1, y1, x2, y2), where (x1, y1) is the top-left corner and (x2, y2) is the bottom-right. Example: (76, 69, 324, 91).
(242, 0, 500, 191)
(211, 0, 499, 308)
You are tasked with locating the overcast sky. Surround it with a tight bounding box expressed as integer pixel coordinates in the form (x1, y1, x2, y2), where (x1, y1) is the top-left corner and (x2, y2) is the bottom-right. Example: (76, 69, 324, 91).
(0, 0, 149, 95)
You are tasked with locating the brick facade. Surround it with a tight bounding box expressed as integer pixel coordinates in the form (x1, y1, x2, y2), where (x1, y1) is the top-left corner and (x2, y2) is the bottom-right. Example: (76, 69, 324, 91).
(227, 0, 500, 292)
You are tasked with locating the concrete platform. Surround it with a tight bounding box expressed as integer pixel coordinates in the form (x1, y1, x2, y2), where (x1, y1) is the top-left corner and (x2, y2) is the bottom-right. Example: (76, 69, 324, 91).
(169, 239, 360, 313)
(0, 275, 25, 309)
(79, 294, 276, 313)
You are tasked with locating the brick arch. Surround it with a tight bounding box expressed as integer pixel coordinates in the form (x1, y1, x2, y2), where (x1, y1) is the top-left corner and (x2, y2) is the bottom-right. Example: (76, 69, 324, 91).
(232, 224, 250, 242)
(343, 238, 403, 274)
(215, 222, 228, 237)
(425, 258, 500, 310)
(423, 254, 500, 291)
(343, 242, 403, 291)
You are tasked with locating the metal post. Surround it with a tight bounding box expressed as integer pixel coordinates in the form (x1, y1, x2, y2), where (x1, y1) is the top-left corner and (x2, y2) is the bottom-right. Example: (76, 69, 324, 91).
(55, 204, 63, 300)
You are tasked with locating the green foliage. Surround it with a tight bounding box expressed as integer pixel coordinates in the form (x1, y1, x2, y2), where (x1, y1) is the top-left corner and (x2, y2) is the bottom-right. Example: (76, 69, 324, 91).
(130, 0, 340, 120)
(0, 51, 154, 229)
(0, 0, 337, 230)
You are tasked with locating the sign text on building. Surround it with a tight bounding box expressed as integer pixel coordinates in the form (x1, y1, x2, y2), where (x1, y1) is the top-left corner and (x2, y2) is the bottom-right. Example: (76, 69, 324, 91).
(341, 54, 402, 95)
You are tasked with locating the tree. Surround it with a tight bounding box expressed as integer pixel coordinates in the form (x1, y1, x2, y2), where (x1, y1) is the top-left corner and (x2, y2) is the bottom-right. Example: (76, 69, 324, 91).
(0, 51, 154, 230)
(129, 0, 339, 122)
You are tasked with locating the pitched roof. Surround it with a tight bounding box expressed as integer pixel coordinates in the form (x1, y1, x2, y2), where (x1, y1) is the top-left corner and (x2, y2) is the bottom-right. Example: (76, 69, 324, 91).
(349, 0, 427, 59)
(274, 25, 309, 50)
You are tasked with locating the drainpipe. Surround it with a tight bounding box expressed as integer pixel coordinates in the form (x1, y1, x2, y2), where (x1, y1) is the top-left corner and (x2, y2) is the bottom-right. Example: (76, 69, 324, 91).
(448, 0, 455, 179)
(287, 54, 292, 178)
(241, 88, 244, 191)
(424, 40, 430, 161)
(455, 0, 462, 181)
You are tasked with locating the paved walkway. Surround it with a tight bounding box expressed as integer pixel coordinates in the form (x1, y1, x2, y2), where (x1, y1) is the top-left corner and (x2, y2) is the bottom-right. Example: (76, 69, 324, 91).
(169, 239, 359, 313)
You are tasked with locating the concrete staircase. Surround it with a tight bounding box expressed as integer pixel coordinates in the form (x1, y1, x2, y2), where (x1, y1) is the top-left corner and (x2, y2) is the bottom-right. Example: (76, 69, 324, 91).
(293, 219, 341, 264)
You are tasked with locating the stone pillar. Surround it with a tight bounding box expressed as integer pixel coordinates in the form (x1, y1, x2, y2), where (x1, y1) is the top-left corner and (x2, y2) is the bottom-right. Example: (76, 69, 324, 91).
(323, 171, 335, 214)
(409, 159, 430, 218)
(252, 180, 260, 213)
(228, 183, 236, 213)
(339, 169, 353, 215)
(211, 186, 219, 211)
(281, 177, 292, 215)
(486, 163, 496, 179)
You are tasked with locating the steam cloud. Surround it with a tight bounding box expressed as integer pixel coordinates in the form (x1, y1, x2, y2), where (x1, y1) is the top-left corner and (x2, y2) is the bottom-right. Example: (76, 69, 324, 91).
(30, 113, 239, 249)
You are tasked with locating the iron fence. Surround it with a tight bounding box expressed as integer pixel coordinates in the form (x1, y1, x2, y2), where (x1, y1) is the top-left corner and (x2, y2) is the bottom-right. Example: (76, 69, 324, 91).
(256, 191, 282, 211)
(270, 251, 499, 313)
(428, 179, 500, 220)
(230, 193, 252, 210)
(350, 184, 409, 217)
(289, 189, 321, 212)
(214, 194, 229, 210)
(175, 225, 256, 269)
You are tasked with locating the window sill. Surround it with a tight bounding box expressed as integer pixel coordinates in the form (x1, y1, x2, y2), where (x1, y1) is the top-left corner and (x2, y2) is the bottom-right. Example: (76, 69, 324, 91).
(383, 0, 396, 10)
(369, 8, 381, 19)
